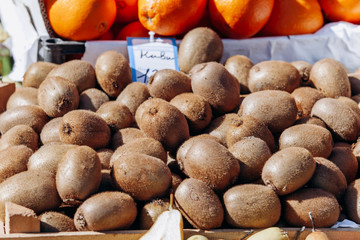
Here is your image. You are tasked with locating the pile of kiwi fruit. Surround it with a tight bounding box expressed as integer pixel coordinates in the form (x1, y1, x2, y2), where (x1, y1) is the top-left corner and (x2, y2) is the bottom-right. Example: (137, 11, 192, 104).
(1, 26, 360, 234)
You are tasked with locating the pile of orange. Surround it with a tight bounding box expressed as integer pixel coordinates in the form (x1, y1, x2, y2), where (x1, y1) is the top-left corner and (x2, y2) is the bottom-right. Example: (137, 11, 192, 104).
(45, 0, 360, 41)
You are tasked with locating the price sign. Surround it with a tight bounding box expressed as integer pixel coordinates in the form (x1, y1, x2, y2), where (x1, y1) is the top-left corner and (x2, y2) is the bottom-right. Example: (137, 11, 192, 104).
(127, 36, 179, 84)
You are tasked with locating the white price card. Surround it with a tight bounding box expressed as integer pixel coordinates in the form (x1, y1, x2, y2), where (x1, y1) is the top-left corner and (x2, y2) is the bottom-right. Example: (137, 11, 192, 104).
(127, 36, 179, 84)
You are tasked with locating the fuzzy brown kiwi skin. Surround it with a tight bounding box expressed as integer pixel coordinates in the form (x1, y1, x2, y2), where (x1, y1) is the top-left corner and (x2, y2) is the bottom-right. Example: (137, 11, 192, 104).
(178, 27, 223, 74)
(23, 61, 58, 88)
(0, 105, 48, 134)
(111, 153, 172, 201)
(111, 127, 147, 150)
(46, 59, 96, 93)
(170, 92, 213, 134)
(283, 188, 340, 227)
(174, 178, 224, 230)
(6, 87, 38, 110)
(0, 124, 38, 152)
(95, 51, 132, 98)
(147, 69, 192, 101)
(261, 147, 316, 196)
(40, 117, 62, 145)
(0, 145, 33, 184)
(137, 98, 190, 152)
(116, 82, 150, 116)
(224, 55, 253, 94)
(183, 138, 240, 192)
(38, 76, 79, 118)
(223, 184, 281, 228)
(39, 211, 76, 232)
(59, 109, 111, 149)
(0, 169, 62, 220)
(56, 145, 102, 205)
(96, 101, 133, 133)
(74, 191, 137, 231)
(291, 60, 313, 86)
(78, 88, 110, 112)
(310, 58, 351, 98)
(190, 61, 240, 115)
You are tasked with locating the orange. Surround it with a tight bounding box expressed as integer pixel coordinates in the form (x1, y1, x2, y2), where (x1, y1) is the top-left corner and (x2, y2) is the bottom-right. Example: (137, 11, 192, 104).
(260, 0, 324, 36)
(319, 0, 360, 24)
(45, 0, 117, 41)
(208, 0, 275, 39)
(97, 30, 115, 40)
(116, 21, 150, 40)
(138, 0, 207, 36)
(114, 0, 138, 24)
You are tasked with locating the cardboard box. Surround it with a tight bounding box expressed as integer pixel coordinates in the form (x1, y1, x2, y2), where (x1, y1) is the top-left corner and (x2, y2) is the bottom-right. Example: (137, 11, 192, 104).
(0, 228, 359, 240)
(0, 82, 15, 113)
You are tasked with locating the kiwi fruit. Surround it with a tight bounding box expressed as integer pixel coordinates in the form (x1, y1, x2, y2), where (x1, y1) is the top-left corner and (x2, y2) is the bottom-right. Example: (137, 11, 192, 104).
(176, 134, 222, 172)
(139, 198, 170, 229)
(291, 87, 325, 119)
(291, 60, 312, 86)
(96, 148, 113, 170)
(228, 137, 272, 183)
(6, 87, 38, 110)
(148, 69, 192, 101)
(116, 82, 150, 117)
(328, 146, 358, 184)
(111, 153, 171, 201)
(39, 211, 76, 232)
(308, 157, 347, 200)
(0, 145, 33, 183)
(96, 101, 133, 133)
(344, 178, 360, 223)
(224, 55, 253, 94)
(174, 178, 224, 230)
(182, 138, 240, 191)
(336, 96, 360, 117)
(223, 184, 281, 228)
(27, 143, 76, 174)
(190, 61, 240, 114)
(56, 145, 102, 205)
(0, 169, 61, 220)
(38, 76, 79, 117)
(95, 50, 132, 97)
(110, 137, 167, 166)
(39, 117, 62, 145)
(239, 90, 298, 133)
(309, 58, 351, 98)
(74, 191, 137, 231)
(262, 147, 316, 195)
(293, 116, 326, 128)
(23, 61, 58, 88)
(0, 105, 48, 134)
(136, 98, 190, 152)
(59, 109, 111, 149)
(311, 97, 360, 142)
(78, 88, 110, 112)
(225, 115, 276, 152)
(178, 27, 223, 73)
(0, 124, 38, 152)
(170, 93, 212, 134)
(247, 60, 301, 93)
(348, 73, 360, 96)
(203, 113, 241, 146)
(134, 97, 167, 125)
(46, 59, 96, 93)
(111, 127, 147, 150)
(282, 188, 340, 227)
(279, 124, 333, 158)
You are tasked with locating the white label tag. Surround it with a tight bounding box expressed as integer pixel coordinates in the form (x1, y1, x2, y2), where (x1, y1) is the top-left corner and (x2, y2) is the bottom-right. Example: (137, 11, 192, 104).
(127, 37, 179, 84)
